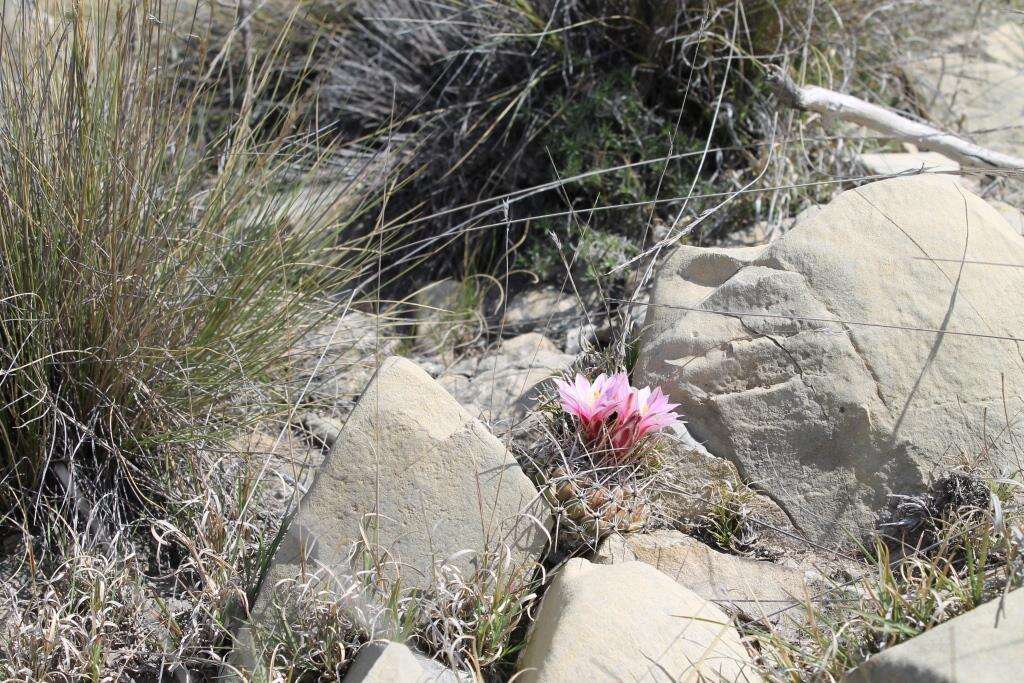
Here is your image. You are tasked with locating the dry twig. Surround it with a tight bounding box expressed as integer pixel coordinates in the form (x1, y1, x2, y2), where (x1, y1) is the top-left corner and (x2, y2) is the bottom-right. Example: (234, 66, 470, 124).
(768, 68, 1024, 171)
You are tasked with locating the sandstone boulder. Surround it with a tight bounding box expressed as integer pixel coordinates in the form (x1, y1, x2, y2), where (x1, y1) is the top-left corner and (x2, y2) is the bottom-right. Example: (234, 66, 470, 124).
(635, 176, 1024, 544)
(517, 558, 755, 682)
(857, 151, 959, 177)
(289, 356, 548, 586)
(844, 589, 1024, 682)
(232, 357, 549, 678)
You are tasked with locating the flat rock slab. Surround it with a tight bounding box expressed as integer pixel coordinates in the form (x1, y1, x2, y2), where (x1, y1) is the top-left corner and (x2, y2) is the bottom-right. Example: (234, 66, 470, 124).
(595, 531, 814, 623)
(635, 176, 1024, 545)
(438, 333, 573, 428)
(517, 558, 755, 682)
(501, 287, 588, 337)
(844, 589, 1024, 682)
(857, 151, 960, 177)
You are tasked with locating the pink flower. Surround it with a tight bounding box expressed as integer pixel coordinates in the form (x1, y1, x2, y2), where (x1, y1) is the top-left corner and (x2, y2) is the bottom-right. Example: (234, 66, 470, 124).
(607, 385, 681, 456)
(555, 372, 682, 458)
(554, 372, 629, 439)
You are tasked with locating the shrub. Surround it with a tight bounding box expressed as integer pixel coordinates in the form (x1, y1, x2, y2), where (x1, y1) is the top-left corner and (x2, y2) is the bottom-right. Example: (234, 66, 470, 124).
(198, 0, 933, 287)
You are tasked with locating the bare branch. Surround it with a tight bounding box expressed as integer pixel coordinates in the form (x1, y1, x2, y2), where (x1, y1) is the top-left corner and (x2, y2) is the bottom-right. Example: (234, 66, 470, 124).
(768, 69, 1024, 172)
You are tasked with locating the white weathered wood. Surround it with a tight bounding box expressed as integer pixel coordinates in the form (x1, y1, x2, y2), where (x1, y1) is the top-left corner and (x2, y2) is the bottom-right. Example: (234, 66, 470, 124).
(769, 69, 1024, 171)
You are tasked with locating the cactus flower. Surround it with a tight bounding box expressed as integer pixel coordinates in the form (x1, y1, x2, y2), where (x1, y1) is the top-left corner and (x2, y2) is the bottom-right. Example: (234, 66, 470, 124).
(554, 372, 629, 439)
(608, 385, 681, 455)
(555, 372, 681, 457)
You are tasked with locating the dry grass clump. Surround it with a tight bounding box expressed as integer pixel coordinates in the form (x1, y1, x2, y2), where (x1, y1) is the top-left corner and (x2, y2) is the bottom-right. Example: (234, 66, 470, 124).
(752, 472, 1024, 681)
(410, 547, 540, 678)
(0, 456, 270, 679)
(0, 1, 386, 678)
(238, 543, 540, 681)
(691, 480, 761, 555)
(0, 1, 375, 528)
(240, 569, 387, 680)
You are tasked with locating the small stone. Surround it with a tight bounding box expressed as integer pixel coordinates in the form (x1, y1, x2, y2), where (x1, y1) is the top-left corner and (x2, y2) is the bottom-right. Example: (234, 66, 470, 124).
(343, 641, 465, 683)
(298, 412, 345, 449)
(413, 279, 472, 356)
(502, 287, 585, 336)
(438, 333, 573, 428)
(564, 323, 596, 355)
(516, 558, 755, 682)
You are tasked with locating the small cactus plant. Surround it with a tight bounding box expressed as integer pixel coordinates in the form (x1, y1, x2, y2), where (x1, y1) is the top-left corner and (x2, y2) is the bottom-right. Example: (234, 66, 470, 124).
(530, 365, 681, 547)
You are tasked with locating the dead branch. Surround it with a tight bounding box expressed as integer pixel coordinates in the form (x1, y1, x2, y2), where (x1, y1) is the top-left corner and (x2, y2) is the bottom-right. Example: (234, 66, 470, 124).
(768, 69, 1024, 172)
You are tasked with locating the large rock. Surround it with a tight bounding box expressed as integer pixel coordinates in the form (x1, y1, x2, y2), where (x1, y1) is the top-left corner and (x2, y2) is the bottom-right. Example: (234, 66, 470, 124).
(288, 356, 548, 585)
(635, 176, 1024, 544)
(517, 559, 755, 682)
(232, 357, 549, 678)
(594, 531, 815, 623)
(844, 589, 1024, 682)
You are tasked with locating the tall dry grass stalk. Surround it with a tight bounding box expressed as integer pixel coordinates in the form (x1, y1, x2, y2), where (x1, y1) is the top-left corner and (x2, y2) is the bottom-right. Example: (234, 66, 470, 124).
(0, 0, 395, 677)
(0, 0, 384, 530)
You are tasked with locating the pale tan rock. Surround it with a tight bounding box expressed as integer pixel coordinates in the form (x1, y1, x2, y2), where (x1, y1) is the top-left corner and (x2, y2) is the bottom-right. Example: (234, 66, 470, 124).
(413, 279, 474, 355)
(636, 176, 1024, 544)
(517, 559, 755, 682)
(293, 356, 548, 586)
(843, 589, 1024, 682)
(989, 199, 1024, 236)
(858, 151, 960, 177)
(904, 23, 1024, 159)
(857, 151, 978, 192)
(502, 287, 587, 336)
(594, 531, 813, 622)
(232, 358, 550, 678)
(343, 641, 464, 683)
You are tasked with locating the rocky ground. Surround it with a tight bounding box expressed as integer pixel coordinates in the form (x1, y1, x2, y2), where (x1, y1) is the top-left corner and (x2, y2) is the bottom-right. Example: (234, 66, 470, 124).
(219, 18, 1024, 680)
(4, 4, 1024, 683)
